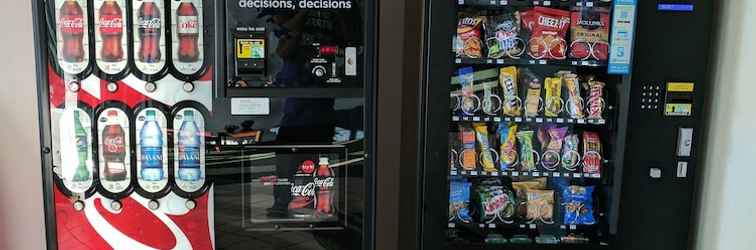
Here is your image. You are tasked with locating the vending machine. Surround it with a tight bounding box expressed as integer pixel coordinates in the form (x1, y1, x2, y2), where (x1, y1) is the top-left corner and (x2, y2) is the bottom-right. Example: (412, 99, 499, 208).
(32, 0, 378, 249)
(415, 0, 714, 250)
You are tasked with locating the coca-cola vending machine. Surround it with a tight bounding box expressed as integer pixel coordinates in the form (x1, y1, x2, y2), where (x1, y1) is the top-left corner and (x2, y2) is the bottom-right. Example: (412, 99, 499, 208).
(32, 0, 378, 249)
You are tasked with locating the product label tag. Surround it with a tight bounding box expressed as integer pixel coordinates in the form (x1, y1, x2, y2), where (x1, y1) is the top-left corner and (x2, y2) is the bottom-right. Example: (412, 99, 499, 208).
(608, 0, 637, 75)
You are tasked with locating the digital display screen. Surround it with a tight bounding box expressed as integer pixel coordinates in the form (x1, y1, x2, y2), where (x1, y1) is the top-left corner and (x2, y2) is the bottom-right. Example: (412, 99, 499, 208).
(236, 39, 265, 59)
(657, 3, 695, 12)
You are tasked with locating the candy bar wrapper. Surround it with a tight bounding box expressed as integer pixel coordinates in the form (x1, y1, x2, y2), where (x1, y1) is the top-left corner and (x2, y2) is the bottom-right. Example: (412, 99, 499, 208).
(545, 77, 563, 117)
(521, 69, 542, 117)
(561, 134, 580, 171)
(517, 130, 537, 171)
(497, 122, 518, 171)
(569, 7, 610, 61)
(526, 189, 555, 223)
(457, 14, 486, 58)
(542, 127, 567, 168)
(449, 177, 473, 223)
(537, 126, 551, 152)
(586, 79, 606, 119)
(499, 67, 521, 117)
(582, 131, 602, 174)
(474, 123, 497, 172)
(563, 73, 585, 118)
(459, 125, 478, 171)
(562, 186, 596, 225)
(486, 10, 523, 59)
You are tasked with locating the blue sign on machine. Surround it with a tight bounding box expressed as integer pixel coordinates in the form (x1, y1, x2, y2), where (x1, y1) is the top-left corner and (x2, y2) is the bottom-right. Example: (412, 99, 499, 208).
(608, 0, 638, 75)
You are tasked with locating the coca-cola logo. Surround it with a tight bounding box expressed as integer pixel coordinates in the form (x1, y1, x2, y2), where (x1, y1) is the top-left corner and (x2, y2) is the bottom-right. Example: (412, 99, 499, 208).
(61, 16, 84, 34)
(139, 17, 162, 29)
(177, 17, 199, 32)
(300, 160, 315, 174)
(99, 15, 123, 34)
(104, 136, 125, 152)
(291, 182, 315, 197)
(314, 177, 334, 189)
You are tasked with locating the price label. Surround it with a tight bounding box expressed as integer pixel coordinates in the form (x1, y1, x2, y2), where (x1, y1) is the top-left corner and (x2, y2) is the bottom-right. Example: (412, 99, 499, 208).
(463, 117, 470, 121)
(523, 172, 530, 176)
(529, 224, 537, 229)
(483, 117, 491, 122)
(455, 58, 462, 64)
(529, 60, 537, 64)
(500, 0, 508, 5)
(487, 59, 493, 64)
(489, 224, 496, 228)
(578, 119, 586, 124)
(449, 223, 456, 228)
(536, 118, 544, 123)
(592, 173, 601, 178)
(473, 117, 481, 121)
(479, 224, 485, 228)
(543, 0, 551, 6)
(490, 0, 497, 5)
(471, 171, 478, 176)
(451, 170, 458, 176)
(557, 118, 565, 123)
(515, 117, 523, 122)
(511, 172, 519, 177)
(452, 116, 460, 121)
(502, 171, 509, 176)
(461, 171, 468, 175)
(491, 172, 499, 176)
(497, 59, 505, 64)
(567, 119, 575, 123)
(539, 60, 547, 64)
(587, 2, 594, 7)
(570, 225, 577, 230)
(505, 117, 512, 121)
(553, 172, 560, 177)
(533, 1, 540, 6)
(582, 61, 590, 66)
(546, 118, 553, 122)
(526, 118, 533, 122)
(494, 117, 502, 122)
(599, 119, 606, 124)
(573, 173, 582, 178)
(533, 172, 541, 176)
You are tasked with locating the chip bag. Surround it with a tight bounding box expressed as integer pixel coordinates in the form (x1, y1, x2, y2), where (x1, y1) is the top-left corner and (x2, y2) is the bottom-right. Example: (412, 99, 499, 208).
(522, 7, 570, 60)
(459, 125, 477, 171)
(562, 185, 596, 225)
(486, 10, 524, 59)
(457, 14, 486, 58)
(561, 133, 580, 171)
(542, 127, 567, 170)
(449, 177, 473, 223)
(476, 178, 516, 223)
(521, 68, 542, 117)
(586, 78, 606, 119)
(526, 189, 555, 224)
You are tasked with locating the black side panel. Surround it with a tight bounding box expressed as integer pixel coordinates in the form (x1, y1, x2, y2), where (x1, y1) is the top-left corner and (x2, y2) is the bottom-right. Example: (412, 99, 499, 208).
(618, 1, 715, 250)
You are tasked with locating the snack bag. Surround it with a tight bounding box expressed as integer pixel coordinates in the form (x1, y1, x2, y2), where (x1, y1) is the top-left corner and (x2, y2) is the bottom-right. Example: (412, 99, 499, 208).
(499, 66, 521, 117)
(486, 10, 524, 59)
(569, 7, 610, 61)
(562, 185, 596, 225)
(449, 133, 460, 169)
(582, 131, 602, 174)
(457, 14, 486, 58)
(459, 125, 477, 171)
(521, 68, 542, 117)
(474, 123, 497, 172)
(477, 179, 516, 223)
(449, 177, 473, 223)
(561, 133, 580, 171)
(458, 67, 479, 116)
(517, 130, 537, 171)
(497, 122, 518, 171)
(586, 78, 606, 119)
(542, 127, 567, 170)
(563, 72, 585, 119)
(526, 189, 555, 224)
(512, 180, 544, 220)
(544, 76, 563, 117)
(521, 7, 570, 60)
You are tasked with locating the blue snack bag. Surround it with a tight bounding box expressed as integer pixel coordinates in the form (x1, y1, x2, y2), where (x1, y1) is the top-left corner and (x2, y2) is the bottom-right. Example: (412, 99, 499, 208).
(562, 185, 596, 225)
(450, 177, 473, 223)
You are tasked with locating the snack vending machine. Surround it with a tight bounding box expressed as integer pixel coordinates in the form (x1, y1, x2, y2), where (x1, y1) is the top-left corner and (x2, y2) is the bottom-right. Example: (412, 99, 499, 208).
(33, 0, 375, 249)
(416, 0, 714, 249)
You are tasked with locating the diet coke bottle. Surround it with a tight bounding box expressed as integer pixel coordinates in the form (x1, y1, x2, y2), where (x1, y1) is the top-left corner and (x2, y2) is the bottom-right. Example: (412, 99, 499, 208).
(99, 0, 124, 62)
(289, 160, 315, 210)
(59, 0, 85, 63)
(137, 0, 162, 63)
(176, 0, 199, 63)
(102, 110, 127, 181)
(315, 157, 335, 216)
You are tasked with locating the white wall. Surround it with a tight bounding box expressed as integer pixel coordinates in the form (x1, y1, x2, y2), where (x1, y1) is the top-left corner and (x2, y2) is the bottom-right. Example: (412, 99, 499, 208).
(695, 1, 756, 250)
(0, 1, 47, 250)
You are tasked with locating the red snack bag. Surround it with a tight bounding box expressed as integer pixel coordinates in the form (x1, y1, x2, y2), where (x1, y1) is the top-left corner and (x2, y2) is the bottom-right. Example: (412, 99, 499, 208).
(582, 131, 602, 174)
(456, 14, 486, 58)
(521, 7, 570, 60)
(569, 7, 610, 61)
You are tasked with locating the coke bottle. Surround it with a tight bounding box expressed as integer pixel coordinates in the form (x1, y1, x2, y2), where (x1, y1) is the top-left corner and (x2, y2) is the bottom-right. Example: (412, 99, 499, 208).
(99, 0, 124, 62)
(177, 110, 201, 181)
(59, 0, 85, 63)
(289, 160, 316, 210)
(176, 0, 200, 63)
(140, 110, 163, 181)
(138, 0, 162, 63)
(72, 111, 91, 182)
(315, 157, 335, 215)
(102, 110, 127, 181)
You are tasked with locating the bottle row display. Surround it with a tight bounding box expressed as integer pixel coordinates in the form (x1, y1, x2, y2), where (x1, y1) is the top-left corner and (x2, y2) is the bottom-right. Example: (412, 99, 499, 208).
(455, 5, 610, 63)
(452, 66, 607, 121)
(57, 0, 205, 78)
(451, 123, 604, 177)
(55, 103, 206, 198)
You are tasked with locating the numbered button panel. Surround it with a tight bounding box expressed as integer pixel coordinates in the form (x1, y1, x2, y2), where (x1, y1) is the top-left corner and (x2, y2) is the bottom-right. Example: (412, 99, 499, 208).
(640, 84, 662, 111)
